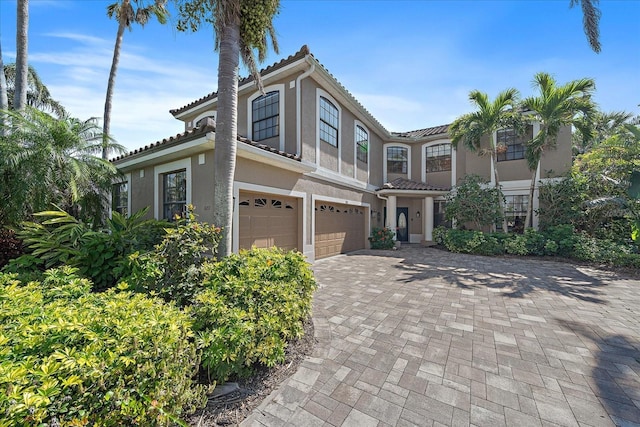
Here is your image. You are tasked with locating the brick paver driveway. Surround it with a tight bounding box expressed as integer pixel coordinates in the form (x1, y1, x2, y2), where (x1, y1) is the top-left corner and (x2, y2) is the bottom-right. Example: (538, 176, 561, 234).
(243, 247, 640, 427)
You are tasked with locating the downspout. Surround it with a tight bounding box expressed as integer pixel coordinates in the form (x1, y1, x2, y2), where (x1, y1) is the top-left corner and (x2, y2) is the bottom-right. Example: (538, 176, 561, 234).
(296, 60, 315, 156)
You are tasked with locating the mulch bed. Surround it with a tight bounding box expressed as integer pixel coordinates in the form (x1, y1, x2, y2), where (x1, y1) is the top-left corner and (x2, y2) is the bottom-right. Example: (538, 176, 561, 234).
(186, 317, 316, 426)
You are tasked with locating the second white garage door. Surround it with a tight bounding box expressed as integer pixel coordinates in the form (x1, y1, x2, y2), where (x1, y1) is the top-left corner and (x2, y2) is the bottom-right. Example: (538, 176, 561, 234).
(315, 202, 365, 259)
(239, 192, 298, 251)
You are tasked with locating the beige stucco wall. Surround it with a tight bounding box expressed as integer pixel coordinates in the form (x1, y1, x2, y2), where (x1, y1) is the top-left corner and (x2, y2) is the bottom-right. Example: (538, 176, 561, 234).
(130, 166, 154, 219)
(540, 125, 572, 178)
(368, 132, 384, 187)
(425, 171, 451, 189)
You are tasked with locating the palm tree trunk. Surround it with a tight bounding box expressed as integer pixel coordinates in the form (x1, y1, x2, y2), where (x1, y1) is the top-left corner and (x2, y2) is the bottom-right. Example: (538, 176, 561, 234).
(103, 0, 129, 160)
(524, 163, 538, 229)
(213, 19, 240, 259)
(490, 136, 508, 233)
(13, 0, 29, 112)
(0, 42, 9, 136)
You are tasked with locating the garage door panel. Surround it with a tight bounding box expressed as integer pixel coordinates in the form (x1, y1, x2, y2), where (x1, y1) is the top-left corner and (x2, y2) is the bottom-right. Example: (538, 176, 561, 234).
(239, 192, 298, 251)
(315, 202, 365, 259)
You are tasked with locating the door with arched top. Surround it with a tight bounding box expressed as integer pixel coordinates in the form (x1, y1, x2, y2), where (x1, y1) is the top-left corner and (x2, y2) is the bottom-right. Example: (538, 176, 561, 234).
(396, 207, 408, 242)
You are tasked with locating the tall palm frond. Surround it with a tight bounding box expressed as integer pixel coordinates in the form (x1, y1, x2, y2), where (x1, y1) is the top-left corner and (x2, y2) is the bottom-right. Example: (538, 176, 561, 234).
(570, 0, 602, 53)
(3, 63, 66, 117)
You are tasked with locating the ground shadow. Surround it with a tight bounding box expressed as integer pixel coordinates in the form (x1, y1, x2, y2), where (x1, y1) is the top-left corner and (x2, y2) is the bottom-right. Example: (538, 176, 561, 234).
(345, 247, 612, 304)
(555, 319, 640, 425)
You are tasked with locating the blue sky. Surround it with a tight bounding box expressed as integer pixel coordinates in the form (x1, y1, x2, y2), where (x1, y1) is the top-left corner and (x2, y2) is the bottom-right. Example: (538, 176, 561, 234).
(1, 0, 639, 152)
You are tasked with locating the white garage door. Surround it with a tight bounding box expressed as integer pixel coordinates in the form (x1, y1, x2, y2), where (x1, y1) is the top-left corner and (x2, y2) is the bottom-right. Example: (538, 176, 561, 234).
(239, 192, 298, 251)
(315, 202, 365, 259)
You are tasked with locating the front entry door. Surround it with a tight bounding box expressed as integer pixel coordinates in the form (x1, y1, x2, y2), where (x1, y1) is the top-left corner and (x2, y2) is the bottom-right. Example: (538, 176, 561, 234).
(396, 207, 409, 242)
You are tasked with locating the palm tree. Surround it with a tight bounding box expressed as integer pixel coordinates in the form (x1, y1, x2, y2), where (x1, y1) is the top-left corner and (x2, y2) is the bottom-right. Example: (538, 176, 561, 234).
(176, 0, 280, 258)
(103, 0, 168, 159)
(570, 0, 601, 53)
(449, 88, 521, 233)
(0, 107, 125, 226)
(522, 72, 596, 229)
(3, 63, 66, 117)
(0, 42, 9, 134)
(572, 110, 633, 155)
(13, 0, 29, 111)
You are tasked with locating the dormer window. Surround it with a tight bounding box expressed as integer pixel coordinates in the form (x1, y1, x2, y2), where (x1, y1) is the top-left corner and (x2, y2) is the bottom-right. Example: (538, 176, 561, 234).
(252, 91, 279, 141)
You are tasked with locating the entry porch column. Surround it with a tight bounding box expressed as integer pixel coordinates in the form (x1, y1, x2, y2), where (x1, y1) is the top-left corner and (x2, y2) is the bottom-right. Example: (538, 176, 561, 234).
(386, 195, 397, 240)
(424, 196, 434, 243)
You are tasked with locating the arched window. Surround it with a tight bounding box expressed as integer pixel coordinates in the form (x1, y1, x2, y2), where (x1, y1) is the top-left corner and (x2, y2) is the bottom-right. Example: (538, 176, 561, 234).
(426, 143, 451, 172)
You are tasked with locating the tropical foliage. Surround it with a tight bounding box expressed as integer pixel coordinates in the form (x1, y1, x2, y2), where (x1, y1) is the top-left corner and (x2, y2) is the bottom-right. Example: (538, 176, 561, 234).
(2, 63, 66, 117)
(445, 174, 504, 230)
(449, 88, 523, 232)
(0, 107, 125, 227)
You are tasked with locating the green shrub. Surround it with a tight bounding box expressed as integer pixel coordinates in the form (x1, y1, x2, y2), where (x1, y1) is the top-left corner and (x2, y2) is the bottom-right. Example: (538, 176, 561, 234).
(368, 227, 395, 249)
(15, 208, 169, 290)
(443, 229, 503, 255)
(523, 229, 547, 256)
(124, 211, 222, 306)
(504, 235, 528, 255)
(542, 224, 579, 257)
(0, 267, 205, 427)
(0, 229, 23, 269)
(543, 240, 559, 255)
(194, 248, 317, 382)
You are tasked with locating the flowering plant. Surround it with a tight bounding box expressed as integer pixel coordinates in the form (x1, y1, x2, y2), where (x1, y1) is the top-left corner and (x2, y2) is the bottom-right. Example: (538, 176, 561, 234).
(368, 227, 395, 249)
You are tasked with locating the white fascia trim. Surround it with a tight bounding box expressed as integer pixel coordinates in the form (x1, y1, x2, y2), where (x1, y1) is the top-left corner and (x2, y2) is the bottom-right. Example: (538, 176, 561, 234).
(247, 83, 286, 152)
(311, 194, 371, 252)
(420, 139, 452, 184)
(232, 182, 307, 254)
(153, 158, 192, 220)
(115, 134, 214, 170)
(173, 59, 307, 120)
(305, 167, 377, 193)
(376, 189, 449, 197)
(316, 88, 342, 173)
(383, 142, 412, 183)
(353, 120, 370, 182)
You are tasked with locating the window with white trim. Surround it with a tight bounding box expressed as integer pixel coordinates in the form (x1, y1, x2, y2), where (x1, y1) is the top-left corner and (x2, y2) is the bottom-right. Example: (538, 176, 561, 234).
(426, 143, 451, 172)
(112, 181, 128, 216)
(356, 125, 368, 163)
(252, 91, 279, 141)
(163, 169, 187, 221)
(503, 194, 529, 233)
(387, 146, 408, 174)
(497, 125, 533, 161)
(319, 97, 339, 147)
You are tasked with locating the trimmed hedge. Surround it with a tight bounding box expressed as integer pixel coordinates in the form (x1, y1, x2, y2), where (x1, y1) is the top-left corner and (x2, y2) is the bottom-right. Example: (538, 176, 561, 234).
(0, 267, 205, 427)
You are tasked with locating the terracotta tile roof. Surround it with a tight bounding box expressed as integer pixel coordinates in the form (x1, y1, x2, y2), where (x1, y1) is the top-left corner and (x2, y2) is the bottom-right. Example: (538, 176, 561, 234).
(392, 124, 450, 139)
(380, 178, 450, 192)
(111, 119, 300, 163)
(169, 45, 311, 116)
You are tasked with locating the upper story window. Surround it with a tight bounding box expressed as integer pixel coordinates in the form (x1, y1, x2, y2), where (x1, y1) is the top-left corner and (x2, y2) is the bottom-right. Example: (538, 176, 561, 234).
(112, 181, 128, 216)
(356, 125, 368, 163)
(319, 96, 339, 147)
(252, 91, 279, 141)
(426, 143, 451, 172)
(163, 169, 186, 221)
(497, 125, 533, 162)
(387, 146, 408, 174)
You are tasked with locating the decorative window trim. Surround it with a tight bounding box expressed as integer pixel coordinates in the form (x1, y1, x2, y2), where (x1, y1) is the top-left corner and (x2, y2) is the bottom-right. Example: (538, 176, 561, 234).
(315, 88, 342, 172)
(383, 143, 411, 183)
(421, 139, 455, 184)
(153, 158, 191, 220)
(248, 84, 285, 151)
(192, 111, 216, 129)
(354, 120, 369, 181)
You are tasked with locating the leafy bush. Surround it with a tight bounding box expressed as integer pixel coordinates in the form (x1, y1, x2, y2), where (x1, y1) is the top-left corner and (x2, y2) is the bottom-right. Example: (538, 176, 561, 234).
(14, 208, 169, 290)
(0, 267, 206, 427)
(504, 234, 528, 255)
(194, 248, 317, 382)
(0, 229, 23, 269)
(443, 229, 503, 255)
(522, 229, 547, 256)
(368, 227, 395, 249)
(124, 210, 222, 306)
(433, 226, 448, 245)
(445, 175, 504, 230)
(542, 224, 579, 257)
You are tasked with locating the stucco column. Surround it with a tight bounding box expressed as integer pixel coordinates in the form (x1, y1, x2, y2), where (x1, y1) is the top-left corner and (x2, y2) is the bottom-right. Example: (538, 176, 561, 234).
(424, 196, 434, 242)
(387, 195, 397, 240)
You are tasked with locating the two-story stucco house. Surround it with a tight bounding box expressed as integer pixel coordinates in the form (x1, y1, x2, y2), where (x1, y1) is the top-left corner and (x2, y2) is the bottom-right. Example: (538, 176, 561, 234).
(111, 45, 572, 261)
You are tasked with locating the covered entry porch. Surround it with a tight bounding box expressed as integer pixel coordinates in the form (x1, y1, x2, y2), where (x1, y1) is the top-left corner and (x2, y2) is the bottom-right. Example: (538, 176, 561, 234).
(376, 178, 449, 245)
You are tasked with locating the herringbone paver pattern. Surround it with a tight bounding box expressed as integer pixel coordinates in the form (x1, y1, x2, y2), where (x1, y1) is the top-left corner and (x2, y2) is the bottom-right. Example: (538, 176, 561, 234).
(242, 248, 640, 427)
